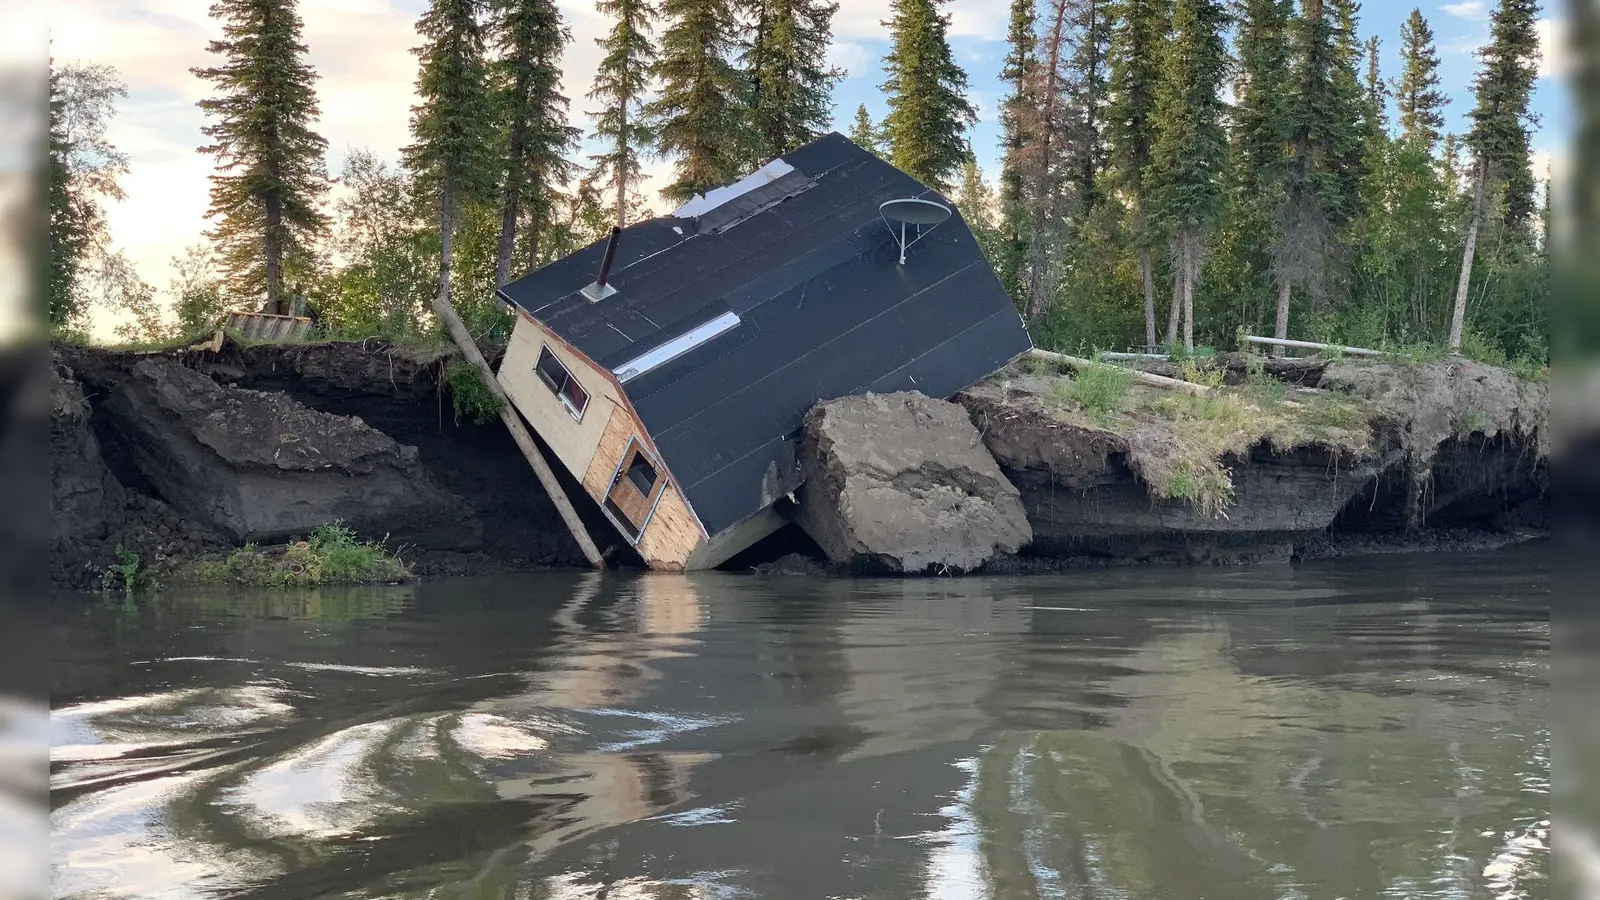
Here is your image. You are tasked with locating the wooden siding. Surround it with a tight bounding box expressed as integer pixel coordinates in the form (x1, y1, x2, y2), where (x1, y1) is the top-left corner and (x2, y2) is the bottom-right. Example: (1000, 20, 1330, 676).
(580, 404, 707, 570)
(581, 406, 638, 500)
(499, 316, 621, 481)
(636, 485, 704, 571)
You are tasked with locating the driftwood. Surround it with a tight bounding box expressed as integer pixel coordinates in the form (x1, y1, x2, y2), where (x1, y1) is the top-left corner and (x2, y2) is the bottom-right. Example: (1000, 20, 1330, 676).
(1027, 348, 1211, 395)
(430, 294, 606, 569)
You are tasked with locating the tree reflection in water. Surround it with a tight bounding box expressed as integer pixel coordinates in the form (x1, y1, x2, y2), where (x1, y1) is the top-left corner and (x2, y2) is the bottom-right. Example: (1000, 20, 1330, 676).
(49, 549, 1548, 899)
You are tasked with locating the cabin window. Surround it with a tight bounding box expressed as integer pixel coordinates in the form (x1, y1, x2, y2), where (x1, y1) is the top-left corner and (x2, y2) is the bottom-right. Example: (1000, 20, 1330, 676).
(535, 345, 588, 420)
(603, 441, 666, 544)
(625, 455, 658, 495)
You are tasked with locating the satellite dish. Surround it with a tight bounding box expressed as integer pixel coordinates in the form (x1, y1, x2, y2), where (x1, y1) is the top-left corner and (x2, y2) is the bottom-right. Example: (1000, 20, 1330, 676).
(879, 198, 952, 265)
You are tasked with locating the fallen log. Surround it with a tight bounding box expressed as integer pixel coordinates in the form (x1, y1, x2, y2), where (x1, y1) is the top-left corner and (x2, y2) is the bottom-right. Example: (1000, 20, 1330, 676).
(1027, 348, 1212, 395)
(1243, 336, 1385, 357)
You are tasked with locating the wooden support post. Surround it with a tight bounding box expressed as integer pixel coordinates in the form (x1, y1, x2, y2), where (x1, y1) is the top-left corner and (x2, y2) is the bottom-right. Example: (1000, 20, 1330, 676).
(430, 295, 606, 569)
(1028, 348, 1211, 395)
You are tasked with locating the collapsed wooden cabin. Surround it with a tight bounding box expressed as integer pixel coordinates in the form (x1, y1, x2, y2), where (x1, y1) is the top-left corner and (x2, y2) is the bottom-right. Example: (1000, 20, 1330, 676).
(494, 133, 1031, 570)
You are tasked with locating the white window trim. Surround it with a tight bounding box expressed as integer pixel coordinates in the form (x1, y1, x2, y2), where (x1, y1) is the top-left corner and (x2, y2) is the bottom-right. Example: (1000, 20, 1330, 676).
(536, 344, 588, 422)
(600, 438, 669, 545)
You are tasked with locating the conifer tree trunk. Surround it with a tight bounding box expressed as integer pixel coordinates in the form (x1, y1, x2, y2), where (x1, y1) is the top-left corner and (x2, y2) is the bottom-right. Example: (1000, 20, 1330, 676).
(1165, 254, 1181, 347)
(264, 188, 286, 314)
(1273, 274, 1292, 356)
(1449, 158, 1487, 354)
(430, 182, 606, 569)
(615, 103, 629, 225)
(1181, 230, 1196, 351)
(496, 178, 519, 287)
(1140, 242, 1156, 351)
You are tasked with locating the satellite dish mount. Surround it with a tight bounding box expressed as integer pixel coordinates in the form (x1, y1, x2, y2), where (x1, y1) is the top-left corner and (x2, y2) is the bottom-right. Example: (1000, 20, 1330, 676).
(879, 198, 952, 265)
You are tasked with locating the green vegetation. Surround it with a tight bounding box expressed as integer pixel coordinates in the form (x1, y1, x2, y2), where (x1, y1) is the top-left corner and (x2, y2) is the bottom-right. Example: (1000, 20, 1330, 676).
(49, 0, 1545, 380)
(1029, 360, 1374, 518)
(100, 546, 150, 593)
(192, 0, 329, 313)
(1047, 363, 1135, 425)
(445, 358, 505, 424)
(188, 523, 412, 587)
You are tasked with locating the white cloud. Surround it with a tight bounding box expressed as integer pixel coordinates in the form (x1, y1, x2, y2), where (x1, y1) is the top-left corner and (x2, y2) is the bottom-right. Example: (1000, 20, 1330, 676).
(828, 39, 875, 80)
(1536, 18, 1568, 80)
(1441, 32, 1489, 56)
(1440, 0, 1486, 20)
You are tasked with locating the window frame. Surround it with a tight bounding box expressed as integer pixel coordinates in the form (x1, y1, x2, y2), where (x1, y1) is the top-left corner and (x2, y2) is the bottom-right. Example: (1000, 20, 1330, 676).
(601, 438, 668, 545)
(534, 345, 588, 422)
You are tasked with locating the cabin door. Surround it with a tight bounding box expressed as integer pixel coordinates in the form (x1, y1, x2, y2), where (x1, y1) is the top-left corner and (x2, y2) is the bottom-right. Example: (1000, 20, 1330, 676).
(603, 439, 667, 543)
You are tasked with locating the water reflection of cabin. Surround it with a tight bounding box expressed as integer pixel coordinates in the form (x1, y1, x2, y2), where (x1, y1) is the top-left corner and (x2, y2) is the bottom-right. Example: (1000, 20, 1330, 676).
(494, 133, 1031, 570)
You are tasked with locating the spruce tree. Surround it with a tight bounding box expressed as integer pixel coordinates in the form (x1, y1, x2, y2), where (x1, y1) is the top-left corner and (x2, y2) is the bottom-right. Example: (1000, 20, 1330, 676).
(1448, 0, 1541, 353)
(1147, 0, 1228, 351)
(1232, 0, 1292, 195)
(880, 0, 976, 190)
(996, 0, 1038, 307)
(1106, 0, 1172, 348)
(405, 0, 497, 319)
(1362, 36, 1388, 142)
(650, 0, 744, 204)
(1394, 8, 1446, 150)
(1065, 0, 1113, 215)
(192, 0, 328, 314)
(1270, 0, 1362, 343)
(741, 0, 843, 164)
(847, 103, 885, 156)
(47, 62, 128, 329)
(491, 0, 580, 286)
(954, 153, 1001, 264)
(586, 0, 657, 226)
(1022, 0, 1073, 321)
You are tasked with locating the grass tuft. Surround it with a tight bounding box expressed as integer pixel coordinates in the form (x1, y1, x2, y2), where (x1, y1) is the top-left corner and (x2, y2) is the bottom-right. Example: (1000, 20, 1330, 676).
(1047, 363, 1135, 425)
(184, 522, 412, 587)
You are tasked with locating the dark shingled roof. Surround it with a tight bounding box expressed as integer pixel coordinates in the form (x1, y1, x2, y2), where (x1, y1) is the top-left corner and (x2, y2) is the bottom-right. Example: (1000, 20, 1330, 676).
(498, 132, 1031, 535)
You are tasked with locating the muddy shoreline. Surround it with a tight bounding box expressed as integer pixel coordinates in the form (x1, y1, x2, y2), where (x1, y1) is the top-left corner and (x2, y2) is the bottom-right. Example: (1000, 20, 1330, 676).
(49, 340, 1548, 589)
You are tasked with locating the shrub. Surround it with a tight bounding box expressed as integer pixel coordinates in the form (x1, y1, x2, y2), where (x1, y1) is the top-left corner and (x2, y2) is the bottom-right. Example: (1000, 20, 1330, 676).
(100, 546, 149, 593)
(445, 359, 504, 425)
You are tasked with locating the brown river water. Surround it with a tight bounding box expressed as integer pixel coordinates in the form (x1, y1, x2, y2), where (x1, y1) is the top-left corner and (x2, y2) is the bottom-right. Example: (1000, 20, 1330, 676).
(49, 546, 1549, 899)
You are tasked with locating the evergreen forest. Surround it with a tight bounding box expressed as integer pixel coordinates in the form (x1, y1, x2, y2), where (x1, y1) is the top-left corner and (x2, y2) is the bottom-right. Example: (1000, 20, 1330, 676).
(47, 0, 1550, 372)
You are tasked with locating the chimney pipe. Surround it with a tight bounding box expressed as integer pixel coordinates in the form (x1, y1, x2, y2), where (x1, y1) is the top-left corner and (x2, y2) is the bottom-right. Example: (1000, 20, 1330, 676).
(596, 226, 621, 288)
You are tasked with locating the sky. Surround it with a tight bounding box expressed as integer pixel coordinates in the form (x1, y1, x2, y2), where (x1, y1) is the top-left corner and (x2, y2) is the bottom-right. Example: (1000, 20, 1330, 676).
(51, 0, 1571, 338)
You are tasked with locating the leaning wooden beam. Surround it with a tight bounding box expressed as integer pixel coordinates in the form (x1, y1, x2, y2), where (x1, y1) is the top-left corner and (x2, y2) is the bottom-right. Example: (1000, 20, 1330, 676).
(431, 295, 607, 569)
(1242, 336, 1385, 357)
(1027, 348, 1211, 395)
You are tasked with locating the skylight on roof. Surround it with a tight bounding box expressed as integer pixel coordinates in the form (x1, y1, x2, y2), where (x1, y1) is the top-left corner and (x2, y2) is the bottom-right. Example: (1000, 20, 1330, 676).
(671, 159, 796, 219)
(612, 311, 741, 384)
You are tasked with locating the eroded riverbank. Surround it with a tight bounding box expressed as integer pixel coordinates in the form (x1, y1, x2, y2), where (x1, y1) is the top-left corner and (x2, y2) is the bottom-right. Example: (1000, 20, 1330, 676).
(50, 339, 1547, 588)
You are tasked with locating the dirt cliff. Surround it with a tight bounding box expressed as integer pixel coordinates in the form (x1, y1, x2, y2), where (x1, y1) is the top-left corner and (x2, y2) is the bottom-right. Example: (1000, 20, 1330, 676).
(48, 340, 1549, 586)
(52, 340, 625, 588)
(958, 356, 1547, 565)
